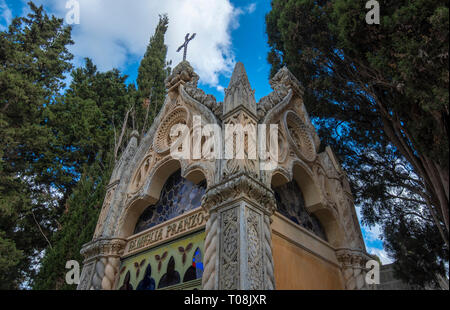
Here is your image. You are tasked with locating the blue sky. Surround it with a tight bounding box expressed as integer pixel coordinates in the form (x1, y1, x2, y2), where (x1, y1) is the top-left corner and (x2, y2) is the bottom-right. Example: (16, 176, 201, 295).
(0, 0, 391, 264)
(120, 0, 273, 102)
(1, 0, 272, 101)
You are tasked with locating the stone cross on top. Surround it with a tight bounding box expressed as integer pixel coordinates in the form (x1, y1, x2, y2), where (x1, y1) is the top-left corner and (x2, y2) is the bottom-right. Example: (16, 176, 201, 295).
(177, 33, 196, 61)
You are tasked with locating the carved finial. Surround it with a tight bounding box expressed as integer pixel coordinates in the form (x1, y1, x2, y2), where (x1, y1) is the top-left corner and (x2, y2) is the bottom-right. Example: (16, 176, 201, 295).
(270, 66, 303, 96)
(223, 62, 256, 116)
(165, 60, 199, 91)
(130, 130, 139, 140)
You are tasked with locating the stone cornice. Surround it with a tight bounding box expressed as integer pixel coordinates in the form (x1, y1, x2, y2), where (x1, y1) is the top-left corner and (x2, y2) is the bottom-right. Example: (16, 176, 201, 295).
(202, 172, 276, 215)
(222, 105, 259, 123)
(80, 238, 127, 263)
(335, 248, 372, 269)
(123, 208, 207, 257)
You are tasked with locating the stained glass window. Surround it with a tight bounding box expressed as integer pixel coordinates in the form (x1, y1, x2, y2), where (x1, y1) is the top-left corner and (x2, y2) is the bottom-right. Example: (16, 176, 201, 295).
(273, 181, 327, 241)
(158, 256, 181, 288)
(183, 247, 204, 282)
(136, 264, 155, 290)
(119, 271, 133, 290)
(134, 169, 206, 234)
(117, 230, 205, 290)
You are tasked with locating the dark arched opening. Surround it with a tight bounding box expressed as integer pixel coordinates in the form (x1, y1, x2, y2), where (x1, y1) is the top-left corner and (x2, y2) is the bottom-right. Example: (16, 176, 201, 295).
(134, 169, 206, 234)
(272, 180, 327, 241)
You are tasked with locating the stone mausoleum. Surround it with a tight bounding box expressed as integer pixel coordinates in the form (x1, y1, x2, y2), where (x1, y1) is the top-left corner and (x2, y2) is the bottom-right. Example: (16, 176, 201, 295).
(77, 60, 372, 290)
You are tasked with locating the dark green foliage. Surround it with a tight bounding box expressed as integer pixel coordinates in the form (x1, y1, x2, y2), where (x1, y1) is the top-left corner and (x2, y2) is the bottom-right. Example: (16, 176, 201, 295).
(384, 214, 448, 288)
(45, 58, 130, 172)
(0, 2, 73, 289)
(32, 15, 171, 289)
(0, 0, 168, 289)
(137, 14, 170, 131)
(31, 59, 133, 289)
(266, 0, 448, 286)
(33, 159, 111, 290)
(0, 231, 23, 289)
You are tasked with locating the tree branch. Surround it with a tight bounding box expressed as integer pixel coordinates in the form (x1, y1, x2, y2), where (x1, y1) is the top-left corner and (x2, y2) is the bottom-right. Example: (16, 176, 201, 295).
(114, 107, 132, 162)
(31, 210, 52, 250)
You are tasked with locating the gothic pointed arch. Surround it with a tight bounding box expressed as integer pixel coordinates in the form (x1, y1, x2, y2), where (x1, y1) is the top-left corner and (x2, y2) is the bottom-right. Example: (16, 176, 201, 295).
(79, 61, 370, 291)
(270, 161, 346, 247)
(134, 168, 206, 234)
(272, 179, 328, 241)
(118, 158, 208, 238)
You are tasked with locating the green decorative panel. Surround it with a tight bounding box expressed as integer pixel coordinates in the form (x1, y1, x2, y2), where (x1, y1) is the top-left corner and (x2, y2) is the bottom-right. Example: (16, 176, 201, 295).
(117, 230, 205, 290)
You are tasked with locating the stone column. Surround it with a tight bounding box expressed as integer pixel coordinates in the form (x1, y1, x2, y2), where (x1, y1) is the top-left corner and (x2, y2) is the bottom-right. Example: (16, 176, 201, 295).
(202, 174, 276, 290)
(200, 61, 277, 290)
(77, 238, 126, 290)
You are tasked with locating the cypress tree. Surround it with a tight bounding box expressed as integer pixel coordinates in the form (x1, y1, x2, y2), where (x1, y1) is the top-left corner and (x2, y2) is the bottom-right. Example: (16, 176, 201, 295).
(137, 14, 170, 134)
(33, 13, 171, 288)
(32, 59, 131, 290)
(1, 2, 171, 288)
(0, 1, 73, 289)
(33, 158, 112, 290)
(265, 0, 449, 286)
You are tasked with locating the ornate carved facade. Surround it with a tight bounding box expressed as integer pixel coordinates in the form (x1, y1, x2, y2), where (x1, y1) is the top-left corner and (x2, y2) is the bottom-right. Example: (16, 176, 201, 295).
(78, 60, 372, 290)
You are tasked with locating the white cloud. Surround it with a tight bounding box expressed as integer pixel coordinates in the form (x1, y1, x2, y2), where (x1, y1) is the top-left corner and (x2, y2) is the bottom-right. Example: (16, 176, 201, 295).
(367, 246, 393, 265)
(364, 224, 383, 243)
(354, 206, 393, 264)
(230, 2, 256, 30)
(0, 0, 12, 31)
(28, 0, 253, 88)
(355, 204, 384, 242)
(246, 3, 257, 14)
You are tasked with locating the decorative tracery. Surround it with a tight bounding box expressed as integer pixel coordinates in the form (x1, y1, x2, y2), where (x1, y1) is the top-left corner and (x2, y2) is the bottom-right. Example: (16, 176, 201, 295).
(134, 169, 206, 234)
(284, 110, 316, 162)
(273, 181, 327, 241)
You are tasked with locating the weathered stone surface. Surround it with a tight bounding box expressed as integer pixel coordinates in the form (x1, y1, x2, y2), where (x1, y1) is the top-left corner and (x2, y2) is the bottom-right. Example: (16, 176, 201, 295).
(223, 62, 257, 117)
(78, 61, 369, 290)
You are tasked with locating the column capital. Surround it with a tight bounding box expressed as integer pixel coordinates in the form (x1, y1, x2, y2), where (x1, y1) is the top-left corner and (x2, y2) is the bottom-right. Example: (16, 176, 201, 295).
(202, 172, 276, 216)
(336, 248, 373, 290)
(80, 237, 127, 264)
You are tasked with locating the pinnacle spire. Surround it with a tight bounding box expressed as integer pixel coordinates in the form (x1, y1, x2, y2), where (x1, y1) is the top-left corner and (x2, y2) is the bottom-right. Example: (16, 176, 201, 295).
(228, 62, 251, 90)
(223, 62, 256, 116)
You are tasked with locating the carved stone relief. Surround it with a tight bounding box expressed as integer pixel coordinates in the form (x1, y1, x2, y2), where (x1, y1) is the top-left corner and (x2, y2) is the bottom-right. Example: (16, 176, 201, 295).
(223, 110, 258, 177)
(284, 110, 317, 163)
(246, 207, 263, 290)
(94, 185, 117, 238)
(129, 154, 154, 194)
(77, 261, 95, 290)
(219, 207, 240, 290)
(154, 106, 190, 155)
